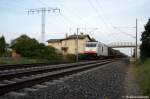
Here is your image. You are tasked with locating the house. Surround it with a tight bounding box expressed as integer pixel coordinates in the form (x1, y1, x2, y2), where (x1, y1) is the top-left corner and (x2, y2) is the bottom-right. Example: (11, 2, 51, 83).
(11, 49, 20, 59)
(47, 33, 95, 55)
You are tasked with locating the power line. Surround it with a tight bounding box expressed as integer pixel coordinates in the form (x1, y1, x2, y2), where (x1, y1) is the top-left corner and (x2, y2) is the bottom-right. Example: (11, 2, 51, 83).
(113, 27, 135, 38)
(55, 0, 89, 25)
(95, 0, 113, 27)
(2, 0, 27, 9)
(60, 14, 75, 24)
(93, 0, 136, 39)
(48, 0, 75, 24)
(0, 0, 27, 13)
(87, 0, 117, 43)
(27, 7, 60, 43)
(36, 0, 49, 6)
(87, 0, 111, 30)
(46, 2, 73, 23)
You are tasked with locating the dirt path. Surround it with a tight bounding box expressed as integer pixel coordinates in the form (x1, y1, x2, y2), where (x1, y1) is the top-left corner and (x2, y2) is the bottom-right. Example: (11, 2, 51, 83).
(123, 61, 141, 97)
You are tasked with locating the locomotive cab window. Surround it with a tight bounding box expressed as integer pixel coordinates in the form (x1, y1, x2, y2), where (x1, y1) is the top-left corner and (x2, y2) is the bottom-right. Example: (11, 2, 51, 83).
(86, 43, 97, 47)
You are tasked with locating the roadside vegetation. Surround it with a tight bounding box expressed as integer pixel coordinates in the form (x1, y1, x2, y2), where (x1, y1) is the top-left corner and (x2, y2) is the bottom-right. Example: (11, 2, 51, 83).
(11, 35, 63, 60)
(0, 34, 70, 65)
(135, 18, 150, 95)
(135, 59, 150, 95)
(0, 57, 40, 65)
(0, 36, 10, 57)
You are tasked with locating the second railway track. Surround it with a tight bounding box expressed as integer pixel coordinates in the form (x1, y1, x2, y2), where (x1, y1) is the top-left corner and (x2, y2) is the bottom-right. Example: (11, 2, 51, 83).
(0, 60, 105, 80)
(0, 59, 117, 96)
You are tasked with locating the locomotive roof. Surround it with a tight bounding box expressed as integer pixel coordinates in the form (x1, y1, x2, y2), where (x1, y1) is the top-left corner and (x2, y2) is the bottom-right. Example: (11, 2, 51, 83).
(86, 41, 109, 47)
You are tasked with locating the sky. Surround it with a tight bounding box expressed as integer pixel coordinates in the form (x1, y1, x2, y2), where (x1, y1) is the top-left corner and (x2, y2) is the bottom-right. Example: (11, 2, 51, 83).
(0, 0, 150, 56)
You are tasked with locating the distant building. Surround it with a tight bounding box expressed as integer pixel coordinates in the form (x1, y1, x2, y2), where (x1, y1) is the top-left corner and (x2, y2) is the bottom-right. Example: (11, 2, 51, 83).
(11, 49, 20, 59)
(47, 33, 95, 55)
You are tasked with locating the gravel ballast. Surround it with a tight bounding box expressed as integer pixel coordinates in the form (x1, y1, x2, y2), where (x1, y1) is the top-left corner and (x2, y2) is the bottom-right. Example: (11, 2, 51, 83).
(2, 60, 128, 99)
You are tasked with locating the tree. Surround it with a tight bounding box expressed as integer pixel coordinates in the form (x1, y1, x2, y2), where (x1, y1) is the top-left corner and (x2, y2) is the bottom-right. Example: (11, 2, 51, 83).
(140, 18, 150, 59)
(0, 36, 7, 56)
(11, 35, 61, 60)
(35, 43, 60, 60)
(11, 35, 39, 57)
(132, 48, 135, 58)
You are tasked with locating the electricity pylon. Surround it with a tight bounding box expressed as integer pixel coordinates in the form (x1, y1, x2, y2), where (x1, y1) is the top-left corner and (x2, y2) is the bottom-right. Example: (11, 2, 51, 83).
(27, 7, 60, 43)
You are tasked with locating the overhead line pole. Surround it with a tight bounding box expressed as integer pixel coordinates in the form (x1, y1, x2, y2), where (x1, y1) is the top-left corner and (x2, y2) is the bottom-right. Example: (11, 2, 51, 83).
(135, 19, 138, 62)
(76, 28, 79, 62)
(41, 8, 46, 43)
(27, 7, 60, 43)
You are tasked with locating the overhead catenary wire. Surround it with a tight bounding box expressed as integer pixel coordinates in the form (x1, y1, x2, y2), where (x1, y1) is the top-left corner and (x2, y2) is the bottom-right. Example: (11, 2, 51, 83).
(113, 27, 135, 38)
(36, 0, 76, 32)
(2, 0, 27, 9)
(87, 0, 112, 32)
(2, 0, 135, 40)
(93, 0, 136, 39)
(54, 0, 89, 25)
(0, 0, 27, 13)
(27, 7, 60, 43)
(36, 0, 48, 6)
(86, 0, 116, 42)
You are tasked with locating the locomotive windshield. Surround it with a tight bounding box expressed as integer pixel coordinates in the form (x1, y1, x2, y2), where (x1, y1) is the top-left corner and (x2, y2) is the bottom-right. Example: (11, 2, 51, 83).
(86, 43, 97, 47)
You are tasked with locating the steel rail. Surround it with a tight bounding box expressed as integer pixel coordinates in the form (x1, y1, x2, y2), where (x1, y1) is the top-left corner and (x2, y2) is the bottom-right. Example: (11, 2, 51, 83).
(0, 60, 115, 96)
(0, 60, 103, 80)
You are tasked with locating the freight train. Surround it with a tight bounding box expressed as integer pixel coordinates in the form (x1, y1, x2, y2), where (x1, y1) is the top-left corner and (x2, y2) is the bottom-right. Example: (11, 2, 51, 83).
(82, 41, 127, 59)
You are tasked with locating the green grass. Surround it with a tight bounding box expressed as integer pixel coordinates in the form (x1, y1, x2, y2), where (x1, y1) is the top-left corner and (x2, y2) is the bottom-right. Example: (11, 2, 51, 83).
(0, 57, 73, 65)
(135, 58, 150, 95)
(0, 58, 43, 65)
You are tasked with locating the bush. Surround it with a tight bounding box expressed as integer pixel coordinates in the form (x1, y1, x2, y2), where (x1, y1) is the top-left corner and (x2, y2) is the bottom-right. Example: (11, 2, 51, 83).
(65, 54, 76, 61)
(11, 35, 63, 60)
(0, 61, 6, 65)
(135, 58, 150, 95)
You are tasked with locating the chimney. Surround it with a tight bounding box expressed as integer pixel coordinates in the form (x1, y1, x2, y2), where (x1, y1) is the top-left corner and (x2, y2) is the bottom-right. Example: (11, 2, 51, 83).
(65, 33, 68, 38)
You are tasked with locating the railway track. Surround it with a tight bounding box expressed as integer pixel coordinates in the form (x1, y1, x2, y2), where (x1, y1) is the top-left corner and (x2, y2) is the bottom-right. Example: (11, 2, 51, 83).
(0, 60, 101, 80)
(0, 61, 74, 71)
(0, 59, 117, 96)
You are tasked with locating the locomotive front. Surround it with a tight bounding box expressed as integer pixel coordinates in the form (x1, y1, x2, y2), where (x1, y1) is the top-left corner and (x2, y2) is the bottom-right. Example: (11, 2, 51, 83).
(83, 42, 98, 59)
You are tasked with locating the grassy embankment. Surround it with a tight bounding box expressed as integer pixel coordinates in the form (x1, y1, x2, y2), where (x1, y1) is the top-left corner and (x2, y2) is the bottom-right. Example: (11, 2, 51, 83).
(135, 58, 150, 95)
(0, 57, 44, 65)
(0, 55, 75, 65)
